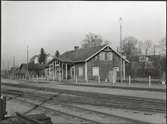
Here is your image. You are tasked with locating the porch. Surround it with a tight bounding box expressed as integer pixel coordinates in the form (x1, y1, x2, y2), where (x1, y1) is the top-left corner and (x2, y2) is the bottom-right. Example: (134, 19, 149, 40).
(47, 60, 76, 81)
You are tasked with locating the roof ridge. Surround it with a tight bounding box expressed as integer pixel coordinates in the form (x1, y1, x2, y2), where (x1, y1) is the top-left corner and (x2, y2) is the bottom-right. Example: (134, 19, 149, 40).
(68, 44, 106, 52)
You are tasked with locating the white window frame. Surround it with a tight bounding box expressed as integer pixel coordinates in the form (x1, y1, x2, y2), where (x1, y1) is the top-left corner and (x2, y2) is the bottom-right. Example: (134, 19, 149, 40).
(94, 55, 98, 60)
(107, 52, 113, 61)
(92, 67, 99, 76)
(78, 66, 83, 76)
(99, 52, 105, 60)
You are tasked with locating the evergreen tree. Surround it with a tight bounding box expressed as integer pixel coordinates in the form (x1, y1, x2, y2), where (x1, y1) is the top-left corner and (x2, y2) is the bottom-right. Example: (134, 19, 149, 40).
(39, 48, 47, 64)
(55, 50, 60, 57)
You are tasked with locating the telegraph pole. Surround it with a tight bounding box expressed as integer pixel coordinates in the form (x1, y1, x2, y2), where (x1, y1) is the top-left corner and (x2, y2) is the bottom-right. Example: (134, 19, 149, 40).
(7, 60, 9, 79)
(119, 17, 123, 83)
(27, 45, 29, 80)
(13, 56, 15, 67)
(120, 17, 122, 52)
(13, 56, 15, 79)
(153, 45, 156, 56)
(7, 60, 9, 71)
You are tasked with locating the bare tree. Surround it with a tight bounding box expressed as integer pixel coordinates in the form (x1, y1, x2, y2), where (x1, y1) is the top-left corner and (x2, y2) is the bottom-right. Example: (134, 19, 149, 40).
(81, 33, 104, 48)
(137, 41, 145, 55)
(157, 37, 166, 56)
(122, 36, 142, 60)
(130, 61, 141, 81)
(144, 40, 153, 55)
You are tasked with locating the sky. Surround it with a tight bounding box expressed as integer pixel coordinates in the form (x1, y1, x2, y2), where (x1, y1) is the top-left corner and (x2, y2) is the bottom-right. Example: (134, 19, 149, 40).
(1, 1, 166, 70)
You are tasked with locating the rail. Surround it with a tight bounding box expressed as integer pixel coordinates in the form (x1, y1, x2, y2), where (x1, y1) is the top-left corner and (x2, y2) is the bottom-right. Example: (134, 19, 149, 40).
(16, 112, 43, 124)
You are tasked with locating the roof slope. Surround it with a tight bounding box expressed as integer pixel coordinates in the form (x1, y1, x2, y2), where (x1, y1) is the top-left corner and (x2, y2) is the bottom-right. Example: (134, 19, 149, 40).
(59, 45, 106, 62)
(57, 44, 129, 63)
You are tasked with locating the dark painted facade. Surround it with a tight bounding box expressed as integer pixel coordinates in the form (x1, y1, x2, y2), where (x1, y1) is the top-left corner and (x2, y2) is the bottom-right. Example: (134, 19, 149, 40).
(47, 45, 128, 82)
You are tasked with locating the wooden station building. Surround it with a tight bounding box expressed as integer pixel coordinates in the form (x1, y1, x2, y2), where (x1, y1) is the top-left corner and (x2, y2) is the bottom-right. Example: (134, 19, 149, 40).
(45, 44, 129, 82)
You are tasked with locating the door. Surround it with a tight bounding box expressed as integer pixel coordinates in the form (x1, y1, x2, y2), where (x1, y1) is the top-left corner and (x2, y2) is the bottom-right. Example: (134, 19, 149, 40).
(71, 67, 75, 80)
(108, 70, 113, 82)
(113, 70, 117, 84)
(109, 69, 117, 83)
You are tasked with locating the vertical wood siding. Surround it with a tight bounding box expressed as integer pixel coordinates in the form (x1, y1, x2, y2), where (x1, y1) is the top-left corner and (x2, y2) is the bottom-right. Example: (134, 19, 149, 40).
(75, 63, 85, 81)
(87, 47, 123, 81)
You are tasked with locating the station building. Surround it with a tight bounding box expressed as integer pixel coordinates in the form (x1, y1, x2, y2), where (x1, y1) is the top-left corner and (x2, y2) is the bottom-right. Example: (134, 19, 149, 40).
(45, 44, 129, 82)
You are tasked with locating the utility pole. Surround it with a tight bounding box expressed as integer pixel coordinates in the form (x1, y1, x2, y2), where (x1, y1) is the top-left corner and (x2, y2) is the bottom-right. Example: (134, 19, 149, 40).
(7, 60, 9, 79)
(7, 60, 9, 71)
(120, 17, 123, 53)
(27, 45, 29, 80)
(13, 56, 15, 79)
(153, 45, 156, 56)
(13, 56, 15, 67)
(119, 17, 123, 83)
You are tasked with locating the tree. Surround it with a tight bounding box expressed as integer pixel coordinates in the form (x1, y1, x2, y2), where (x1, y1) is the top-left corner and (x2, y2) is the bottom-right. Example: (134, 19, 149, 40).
(157, 37, 166, 56)
(122, 36, 142, 60)
(137, 41, 145, 55)
(81, 33, 104, 48)
(160, 55, 166, 80)
(144, 40, 153, 55)
(122, 36, 143, 80)
(55, 50, 60, 57)
(130, 61, 141, 81)
(38, 48, 47, 64)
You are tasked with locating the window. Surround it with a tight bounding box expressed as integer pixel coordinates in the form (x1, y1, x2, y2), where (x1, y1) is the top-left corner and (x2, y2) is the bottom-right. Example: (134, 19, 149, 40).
(146, 57, 149, 62)
(78, 67, 83, 76)
(93, 67, 99, 76)
(107, 52, 113, 61)
(94, 55, 98, 60)
(99, 52, 105, 60)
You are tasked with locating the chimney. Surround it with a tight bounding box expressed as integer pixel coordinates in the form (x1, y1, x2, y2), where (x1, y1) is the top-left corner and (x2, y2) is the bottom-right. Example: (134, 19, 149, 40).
(74, 46, 79, 50)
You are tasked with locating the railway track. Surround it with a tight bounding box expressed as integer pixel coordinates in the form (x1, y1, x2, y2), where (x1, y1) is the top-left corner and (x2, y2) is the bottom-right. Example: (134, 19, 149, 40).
(2, 83, 166, 113)
(3, 90, 148, 124)
(58, 83, 166, 92)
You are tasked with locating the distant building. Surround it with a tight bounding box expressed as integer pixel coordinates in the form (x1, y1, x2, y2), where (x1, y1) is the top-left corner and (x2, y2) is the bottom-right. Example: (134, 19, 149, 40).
(46, 44, 129, 82)
(19, 63, 48, 79)
(132, 55, 162, 78)
(8, 67, 19, 79)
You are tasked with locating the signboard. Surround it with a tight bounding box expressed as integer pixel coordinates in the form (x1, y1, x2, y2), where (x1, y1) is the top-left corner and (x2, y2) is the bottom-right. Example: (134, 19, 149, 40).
(55, 64, 60, 67)
(113, 67, 119, 71)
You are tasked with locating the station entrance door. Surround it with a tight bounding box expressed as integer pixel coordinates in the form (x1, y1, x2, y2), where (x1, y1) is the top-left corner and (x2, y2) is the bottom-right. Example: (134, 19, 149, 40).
(108, 67, 118, 84)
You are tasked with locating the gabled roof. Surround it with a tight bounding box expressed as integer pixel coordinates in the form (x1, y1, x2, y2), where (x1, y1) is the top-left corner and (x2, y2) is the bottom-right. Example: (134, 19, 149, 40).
(48, 56, 63, 64)
(59, 45, 106, 62)
(58, 44, 129, 63)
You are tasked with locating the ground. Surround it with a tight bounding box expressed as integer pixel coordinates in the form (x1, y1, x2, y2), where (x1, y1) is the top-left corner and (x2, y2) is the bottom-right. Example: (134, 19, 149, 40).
(1, 78, 166, 124)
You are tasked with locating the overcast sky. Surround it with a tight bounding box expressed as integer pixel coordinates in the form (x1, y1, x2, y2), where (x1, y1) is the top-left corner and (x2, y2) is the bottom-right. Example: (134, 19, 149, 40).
(1, 1, 166, 70)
